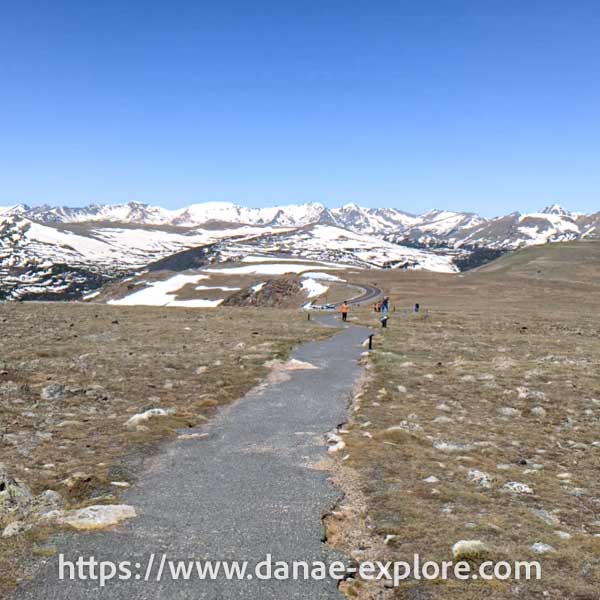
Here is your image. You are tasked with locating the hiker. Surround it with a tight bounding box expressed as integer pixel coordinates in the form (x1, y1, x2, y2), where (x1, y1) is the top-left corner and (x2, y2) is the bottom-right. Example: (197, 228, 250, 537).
(340, 301, 349, 322)
(381, 296, 389, 313)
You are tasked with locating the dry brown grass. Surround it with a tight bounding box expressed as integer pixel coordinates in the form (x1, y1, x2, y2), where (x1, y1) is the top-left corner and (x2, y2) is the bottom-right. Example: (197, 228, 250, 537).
(0, 302, 329, 593)
(330, 243, 600, 599)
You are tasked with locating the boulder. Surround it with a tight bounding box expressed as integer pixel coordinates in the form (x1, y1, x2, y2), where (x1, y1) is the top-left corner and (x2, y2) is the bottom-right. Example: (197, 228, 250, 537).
(498, 407, 521, 417)
(29, 490, 64, 516)
(468, 469, 494, 489)
(56, 504, 137, 531)
(125, 408, 172, 429)
(452, 540, 488, 560)
(434, 441, 473, 453)
(327, 433, 346, 453)
(530, 508, 560, 527)
(2, 520, 32, 538)
(503, 481, 534, 495)
(41, 383, 66, 400)
(531, 542, 556, 555)
(0, 465, 33, 520)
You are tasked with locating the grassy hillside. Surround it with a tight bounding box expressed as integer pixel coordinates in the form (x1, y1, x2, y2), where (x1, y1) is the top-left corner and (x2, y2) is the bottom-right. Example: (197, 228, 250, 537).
(473, 240, 600, 284)
(330, 243, 600, 599)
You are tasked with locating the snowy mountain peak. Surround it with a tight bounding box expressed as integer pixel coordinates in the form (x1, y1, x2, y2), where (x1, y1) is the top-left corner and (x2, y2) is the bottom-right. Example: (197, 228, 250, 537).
(0, 204, 30, 217)
(541, 204, 570, 216)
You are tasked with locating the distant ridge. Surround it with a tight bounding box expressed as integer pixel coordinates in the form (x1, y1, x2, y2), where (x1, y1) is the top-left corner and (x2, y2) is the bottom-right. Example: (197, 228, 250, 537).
(1, 201, 598, 248)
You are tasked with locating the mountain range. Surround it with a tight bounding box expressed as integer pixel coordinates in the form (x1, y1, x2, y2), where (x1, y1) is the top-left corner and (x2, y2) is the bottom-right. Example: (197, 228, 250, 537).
(1, 201, 598, 300)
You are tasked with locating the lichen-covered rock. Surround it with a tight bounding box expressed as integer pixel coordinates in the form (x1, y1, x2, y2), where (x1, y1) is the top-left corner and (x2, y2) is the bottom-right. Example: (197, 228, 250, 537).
(2, 520, 32, 538)
(531, 542, 556, 554)
(503, 481, 534, 495)
(531, 406, 547, 417)
(56, 504, 137, 530)
(41, 383, 66, 400)
(0, 464, 33, 520)
(530, 508, 560, 527)
(468, 469, 494, 488)
(434, 440, 473, 452)
(125, 408, 171, 429)
(29, 489, 64, 516)
(498, 407, 521, 417)
(452, 540, 488, 560)
(62, 472, 93, 489)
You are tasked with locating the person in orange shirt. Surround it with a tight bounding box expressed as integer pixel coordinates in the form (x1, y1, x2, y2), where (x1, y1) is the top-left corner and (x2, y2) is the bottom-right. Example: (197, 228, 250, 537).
(340, 301, 349, 322)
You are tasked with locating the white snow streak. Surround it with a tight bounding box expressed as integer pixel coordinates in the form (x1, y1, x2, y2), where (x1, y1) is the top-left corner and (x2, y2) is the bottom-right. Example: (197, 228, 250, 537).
(108, 274, 222, 307)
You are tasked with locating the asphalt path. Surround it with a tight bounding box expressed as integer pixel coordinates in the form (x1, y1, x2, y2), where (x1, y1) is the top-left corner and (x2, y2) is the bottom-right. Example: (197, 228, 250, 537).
(345, 284, 382, 306)
(14, 314, 372, 600)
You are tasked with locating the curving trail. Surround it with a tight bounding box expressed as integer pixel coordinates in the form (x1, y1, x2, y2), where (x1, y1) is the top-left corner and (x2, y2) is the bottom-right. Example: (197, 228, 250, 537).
(345, 283, 382, 306)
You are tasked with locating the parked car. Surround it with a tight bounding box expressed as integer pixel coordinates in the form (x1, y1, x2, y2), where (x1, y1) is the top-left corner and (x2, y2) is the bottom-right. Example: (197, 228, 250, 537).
(309, 303, 336, 311)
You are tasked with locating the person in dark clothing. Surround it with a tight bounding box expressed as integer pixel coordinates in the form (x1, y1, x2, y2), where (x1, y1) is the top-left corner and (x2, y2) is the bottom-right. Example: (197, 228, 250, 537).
(381, 296, 389, 312)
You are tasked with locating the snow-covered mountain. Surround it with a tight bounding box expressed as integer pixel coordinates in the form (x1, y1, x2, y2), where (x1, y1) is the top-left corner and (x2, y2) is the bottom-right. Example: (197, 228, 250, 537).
(5, 201, 596, 246)
(1, 202, 329, 228)
(218, 224, 457, 272)
(0, 214, 287, 300)
(1, 200, 598, 300)
(385, 205, 599, 250)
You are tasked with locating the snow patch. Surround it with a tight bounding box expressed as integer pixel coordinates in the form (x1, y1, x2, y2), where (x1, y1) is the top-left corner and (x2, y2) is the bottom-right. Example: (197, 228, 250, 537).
(108, 274, 223, 307)
(301, 278, 329, 298)
(301, 271, 345, 282)
(204, 262, 343, 275)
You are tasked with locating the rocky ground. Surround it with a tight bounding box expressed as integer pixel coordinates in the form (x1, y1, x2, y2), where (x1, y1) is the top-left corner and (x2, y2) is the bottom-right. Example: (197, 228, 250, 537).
(222, 276, 306, 307)
(0, 302, 329, 594)
(326, 244, 600, 599)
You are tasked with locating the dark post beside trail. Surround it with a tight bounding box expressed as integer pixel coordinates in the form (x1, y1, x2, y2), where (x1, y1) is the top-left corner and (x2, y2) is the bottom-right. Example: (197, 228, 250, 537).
(381, 316, 388, 328)
(368, 334, 374, 350)
(307, 312, 311, 321)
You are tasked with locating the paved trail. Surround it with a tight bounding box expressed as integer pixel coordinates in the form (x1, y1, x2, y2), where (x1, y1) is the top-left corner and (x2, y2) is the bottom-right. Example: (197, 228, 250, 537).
(15, 316, 371, 599)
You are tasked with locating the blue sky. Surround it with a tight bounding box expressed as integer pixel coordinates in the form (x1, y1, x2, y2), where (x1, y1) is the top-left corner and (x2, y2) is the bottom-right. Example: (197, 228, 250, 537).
(1, 1, 599, 216)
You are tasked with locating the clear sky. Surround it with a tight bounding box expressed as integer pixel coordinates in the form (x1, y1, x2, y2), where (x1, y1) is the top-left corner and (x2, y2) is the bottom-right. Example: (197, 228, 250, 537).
(1, 1, 599, 216)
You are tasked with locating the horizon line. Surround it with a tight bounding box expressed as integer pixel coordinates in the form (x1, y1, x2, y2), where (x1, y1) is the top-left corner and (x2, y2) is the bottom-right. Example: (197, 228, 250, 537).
(0, 199, 580, 219)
